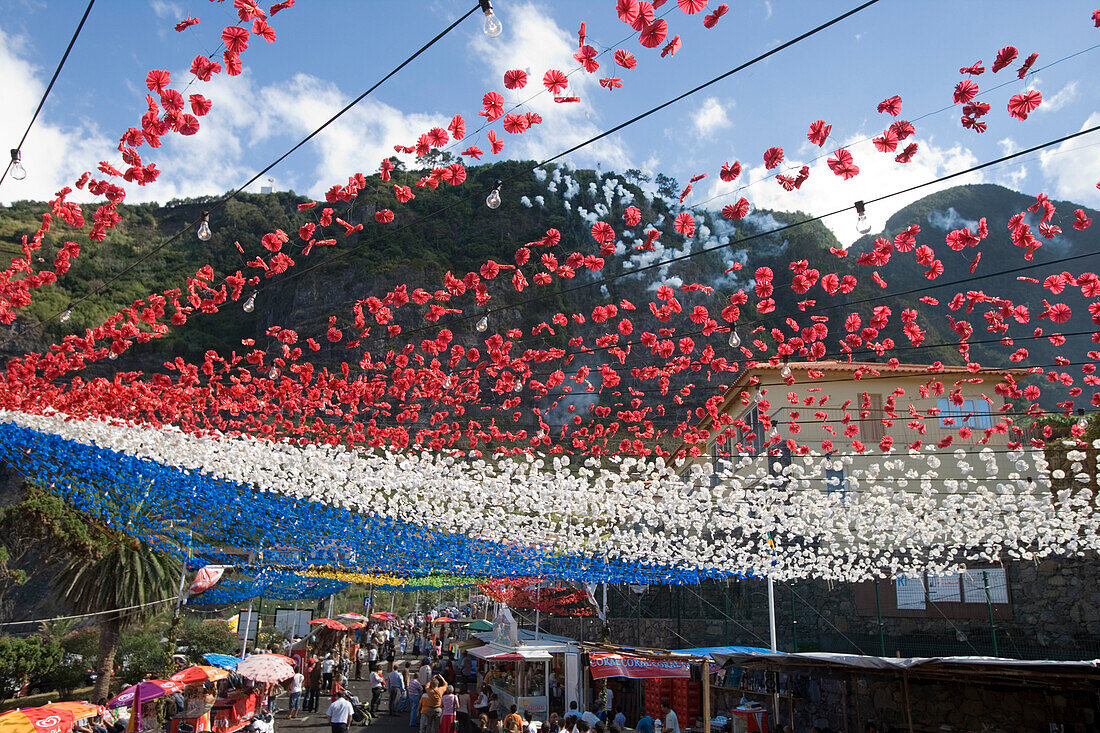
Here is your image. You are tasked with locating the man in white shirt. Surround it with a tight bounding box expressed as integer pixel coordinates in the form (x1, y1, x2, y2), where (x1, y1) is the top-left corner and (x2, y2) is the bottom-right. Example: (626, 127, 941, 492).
(370, 666, 386, 714)
(387, 665, 406, 717)
(321, 654, 336, 692)
(327, 692, 354, 733)
(288, 670, 304, 719)
(660, 702, 679, 733)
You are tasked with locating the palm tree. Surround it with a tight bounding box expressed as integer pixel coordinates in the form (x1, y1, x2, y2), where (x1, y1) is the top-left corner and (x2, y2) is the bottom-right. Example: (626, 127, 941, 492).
(55, 532, 181, 701)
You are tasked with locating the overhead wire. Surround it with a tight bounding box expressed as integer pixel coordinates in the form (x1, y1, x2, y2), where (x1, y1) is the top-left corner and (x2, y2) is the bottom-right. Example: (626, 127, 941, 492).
(0, 0, 96, 189)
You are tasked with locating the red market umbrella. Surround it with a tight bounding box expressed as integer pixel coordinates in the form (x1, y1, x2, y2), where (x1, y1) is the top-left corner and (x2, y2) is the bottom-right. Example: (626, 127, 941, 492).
(308, 618, 348, 631)
(0, 703, 105, 733)
(432, 616, 455, 624)
(337, 612, 367, 621)
(170, 666, 230, 685)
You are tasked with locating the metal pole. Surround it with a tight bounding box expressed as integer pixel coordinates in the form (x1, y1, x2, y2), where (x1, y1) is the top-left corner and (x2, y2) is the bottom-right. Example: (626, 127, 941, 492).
(983, 571, 999, 656)
(701, 662, 711, 733)
(874, 579, 886, 656)
(240, 599, 254, 658)
(789, 583, 797, 652)
(535, 581, 541, 640)
(390, 591, 395, 613)
(328, 593, 335, 618)
(767, 576, 777, 652)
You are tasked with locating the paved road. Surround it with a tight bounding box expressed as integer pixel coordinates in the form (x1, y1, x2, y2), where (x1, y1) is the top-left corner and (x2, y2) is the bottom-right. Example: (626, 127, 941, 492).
(275, 674, 414, 733)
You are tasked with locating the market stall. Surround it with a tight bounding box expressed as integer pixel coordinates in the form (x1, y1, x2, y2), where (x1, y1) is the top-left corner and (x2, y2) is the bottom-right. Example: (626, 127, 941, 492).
(581, 645, 715, 733)
(470, 608, 582, 721)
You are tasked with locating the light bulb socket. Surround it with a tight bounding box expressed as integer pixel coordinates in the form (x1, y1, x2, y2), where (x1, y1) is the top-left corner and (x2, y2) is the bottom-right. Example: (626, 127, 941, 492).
(9, 149, 21, 165)
(479, 0, 493, 13)
(200, 210, 210, 224)
(854, 200, 866, 216)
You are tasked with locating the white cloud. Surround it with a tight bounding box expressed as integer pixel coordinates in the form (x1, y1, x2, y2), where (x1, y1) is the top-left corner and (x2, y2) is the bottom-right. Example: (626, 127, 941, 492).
(702, 132, 983, 246)
(0, 26, 112, 204)
(1039, 112, 1100, 208)
(467, 1, 632, 171)
(150, 1, 183, 20)
(1032, 78, 1079, 114)
(997, 137, 1017, 156)
(691, 97, 731, 136)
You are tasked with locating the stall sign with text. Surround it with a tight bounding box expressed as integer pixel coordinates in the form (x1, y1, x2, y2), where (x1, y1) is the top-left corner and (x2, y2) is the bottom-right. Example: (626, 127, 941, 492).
(588, 653, 693, 680)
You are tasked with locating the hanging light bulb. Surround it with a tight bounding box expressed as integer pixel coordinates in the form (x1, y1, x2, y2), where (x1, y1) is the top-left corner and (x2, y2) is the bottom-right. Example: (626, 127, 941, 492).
(108, 350, 118, 360)
(485, 180, 502, 210)
(242, 292, 256, 313)
(727, 328, 741, 348)
(854, 200, 872, 235)
(479, 0, 503, 37)
(1077, 409, 1089, 430)
(513, 380, 523, 393)
(197, 211, 212, 241)
(476, 315, 489, 332)
(780, 361, 793, 380)
(8, 149, 26, 181)
(268, 366, 280, 380)
(59, 309, 72, 324)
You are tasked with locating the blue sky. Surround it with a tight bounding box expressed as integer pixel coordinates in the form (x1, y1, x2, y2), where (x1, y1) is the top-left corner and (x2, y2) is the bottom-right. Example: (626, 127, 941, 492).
(2, 0, 1098, 243)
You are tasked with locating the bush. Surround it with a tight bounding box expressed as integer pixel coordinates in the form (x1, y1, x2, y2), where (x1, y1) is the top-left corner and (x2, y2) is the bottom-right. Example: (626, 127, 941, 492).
(177, 617, 239, 664)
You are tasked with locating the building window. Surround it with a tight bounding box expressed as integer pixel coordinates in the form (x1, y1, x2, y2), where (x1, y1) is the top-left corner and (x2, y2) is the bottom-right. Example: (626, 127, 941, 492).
(862, 392, 885, 444)
(937, 397, 992, 429)
(896, 575, 926, 610)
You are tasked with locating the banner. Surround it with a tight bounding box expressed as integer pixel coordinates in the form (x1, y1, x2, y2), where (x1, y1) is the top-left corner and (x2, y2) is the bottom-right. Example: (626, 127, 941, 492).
(187, 565, 228, 597)
(588, 652, 694, 680)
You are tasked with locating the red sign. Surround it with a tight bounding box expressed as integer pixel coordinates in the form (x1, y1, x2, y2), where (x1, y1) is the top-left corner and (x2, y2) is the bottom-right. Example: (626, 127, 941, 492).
(588, 652, 693, 680)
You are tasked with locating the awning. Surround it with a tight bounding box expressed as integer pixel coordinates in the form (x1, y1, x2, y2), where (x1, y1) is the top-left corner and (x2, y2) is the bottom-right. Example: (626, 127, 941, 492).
(469, 645, 552, 661)
(450, 639, 483, 652)
(589, 652, 694, 680)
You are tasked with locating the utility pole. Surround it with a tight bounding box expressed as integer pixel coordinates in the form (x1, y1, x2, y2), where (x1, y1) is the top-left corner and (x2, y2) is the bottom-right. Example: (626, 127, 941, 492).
(874, 580, 886, 656)
(240, 599, 254, 658)
(983, 571, 999, 656)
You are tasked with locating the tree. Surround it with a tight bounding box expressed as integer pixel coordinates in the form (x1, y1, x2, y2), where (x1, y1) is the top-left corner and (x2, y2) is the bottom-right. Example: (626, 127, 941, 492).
(623, 168, 650, 184)
(117, 628, 168, 686)
(54, 532, 180, 701)
(655, 173, 679, 199)
(177, 617, 239, 664)
(0, 635, 62, 702)
(415, 148, 456, 169)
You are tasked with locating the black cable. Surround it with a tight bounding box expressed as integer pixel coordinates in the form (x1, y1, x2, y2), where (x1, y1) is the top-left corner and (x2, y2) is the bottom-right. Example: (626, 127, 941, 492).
(37, 3, 481, 325)
(256, 0, 884, 295)
(0, 0, 96, 189)
(389, 124, 1100, 344)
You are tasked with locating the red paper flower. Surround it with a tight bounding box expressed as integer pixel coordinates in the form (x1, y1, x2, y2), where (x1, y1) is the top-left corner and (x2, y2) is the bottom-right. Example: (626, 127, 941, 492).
(953, 79, 979, 104)
(487, 130, 504, 154)
(807, 119, 831, 147)
(375, 209, 394, 223)
(617, 0, 640, 24)
(660, 35, 681, 57)
(827, 149, 859, 179)
(146, 69, 170, 93)
(674, 212, 696, 236)
(271, 1, 295, 14)
(427, 127, 449, 147)
(679, 0, 707, 13)
(449, 115, 465, 140)
(614, 50, 637, 69)
(624, 206, 641, 226)
(174, 14, 200, 31)
(189, 94, 212, 116)
(504, 69, 528, 89)
(252, 19, 276, 42)
(1016, 52, 1038, 79)
(591, 221, 615, 244)
(221, 26, 250, 54)
(720, 161, 742, 181)
(574, 45, 599, 73)
(543, 69, 569, 94)
(447, 163, 466, 185)
(1074, 209, 1092, 231)
(178, 114, 200, 136)
(872, 128, 898, 152)
(461, 146, 483, 160)
(992, 45, 1018, 73)
(703, 3, 728, 27)
(599, 77, 623, 90)
(877, 95, 902, 116)
(502, 114, 529, 133)
(1007, 90, 1042, 120)
(889, 120, 915, 140)
(482, 91, 504, 121)
(959, 60, 984, 75)
(630, 1, 655, 30)
(639, 19, 668, 48)
(722, 198, 750, 220)
(895, 142, 918, 163)
(763, 146, 784, 169)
